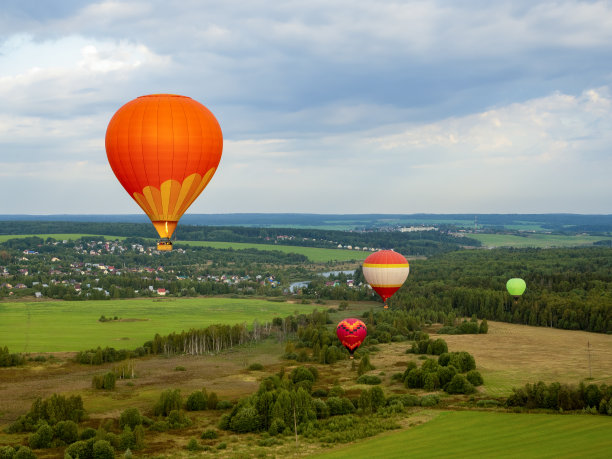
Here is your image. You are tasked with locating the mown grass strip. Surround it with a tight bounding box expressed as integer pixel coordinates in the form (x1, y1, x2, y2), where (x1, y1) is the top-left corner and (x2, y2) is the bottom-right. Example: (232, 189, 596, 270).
(313, 410, 612, 458)
(470, 233, 612, 248)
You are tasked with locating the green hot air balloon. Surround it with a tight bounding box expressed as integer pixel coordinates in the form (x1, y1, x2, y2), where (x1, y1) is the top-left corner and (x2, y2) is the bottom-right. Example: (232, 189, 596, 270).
(506, 278, 526, 302)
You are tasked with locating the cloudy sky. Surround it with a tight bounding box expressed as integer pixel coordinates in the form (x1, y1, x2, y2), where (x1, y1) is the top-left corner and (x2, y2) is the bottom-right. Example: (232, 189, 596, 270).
(1, 0, 611, 215)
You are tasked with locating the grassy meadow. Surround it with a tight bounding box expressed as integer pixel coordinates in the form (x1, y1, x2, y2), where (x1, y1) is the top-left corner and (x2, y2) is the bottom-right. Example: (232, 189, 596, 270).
(1, 302, 612, 457)
(0, 297, 319, 353)
(470, 233, 612, 248)
(176, 240, 371, 262)
(313, 410, 612, 458)
(0, 234, 126, 243)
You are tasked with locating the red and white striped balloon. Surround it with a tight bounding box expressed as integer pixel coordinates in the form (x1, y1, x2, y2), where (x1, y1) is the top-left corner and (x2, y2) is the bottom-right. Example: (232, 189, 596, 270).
(362, 250, 409, 307)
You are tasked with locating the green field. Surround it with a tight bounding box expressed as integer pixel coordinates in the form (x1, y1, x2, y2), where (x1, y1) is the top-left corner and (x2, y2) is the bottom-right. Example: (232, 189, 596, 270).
(470, 233, 612, 248)
(0, 234, 126, 243)
(314, 411, 612, 458)
(176, 240, 370, 262)
(0, 298, 319, 353)
(0, 233, 369, 262)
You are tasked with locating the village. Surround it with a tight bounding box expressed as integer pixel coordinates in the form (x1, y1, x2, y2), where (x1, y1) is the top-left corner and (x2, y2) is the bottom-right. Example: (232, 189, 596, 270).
(0, 237, 363, 301)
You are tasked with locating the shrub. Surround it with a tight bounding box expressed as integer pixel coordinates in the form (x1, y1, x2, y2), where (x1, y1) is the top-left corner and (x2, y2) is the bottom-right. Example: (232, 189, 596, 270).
(420, 395, 440, 407)
(65, 440, 94, 459)
(229, 406, 261, 433)
(476, 399, 501, 407)
(326, 397, 355, 416)
(133, 425, 145, 450)
(0, 446, 15, 459)
(154, 389, 182, 416)
(29, 423, 53, 449)
(80, 428, 97, 440)
(248, 363, 264, 371)
(356, 375, 382, 385)
(201, 429, 218, 439)
(119, 426, 135, 450)
(216, 442, 227, 450)
(466, 370, 484, 386)
(186, 438, 202, 451)
(584, 384, 602, 408)
(174, 366, 186, 371)
(313, 399, 330, 419)
(119, 408, 142, 430)
(207, 392, 219, 410)
(167, 410, 191, 429)
(92, 440, 114, 459)
(357, 354, 375, 376)
(13, 447, 36, 459)
(216, 400, 233, 410)
(185, 391, 208, 411)
(423, 372, 440, 391)
(398, 394, 420, 407)
(436, 365, 458, 389)
(404, 368, 425, 389)
(402, 361, 418, 381)
(328, 385, 345, 397)
(446, 374, 476, 394)
(421, 358, 439, 373)
(291, 366, 316, 384)
(312, 388, 328, 397)
(457, 321, 480, 334)
(149, 421, 169, 432)
(438, 353, 451, 366)
(448, 352, 476, 373)
(479, 319, 488, 334)
(431, 339, 448, 355)
(54, 420, 78, 444)
(92, 372, 116, 390)
(268, 418, 285, 436)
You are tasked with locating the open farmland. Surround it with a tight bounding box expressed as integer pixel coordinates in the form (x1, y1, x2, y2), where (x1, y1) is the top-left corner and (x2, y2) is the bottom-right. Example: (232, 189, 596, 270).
(362, 320, 612, 397)
(469, 233, 612, 248)
(0, 234, 127, 243)
(431, 321, 612, 396)
(176, 240, 371, 262)
(313, 410, 612, 458)
(0, 297, 319, 353)
(1, 308, 612, 457)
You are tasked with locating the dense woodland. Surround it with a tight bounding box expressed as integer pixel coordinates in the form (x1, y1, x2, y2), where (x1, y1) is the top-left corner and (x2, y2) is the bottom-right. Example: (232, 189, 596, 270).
(0, 220, 479, 256)
(386, 247, 612, 333)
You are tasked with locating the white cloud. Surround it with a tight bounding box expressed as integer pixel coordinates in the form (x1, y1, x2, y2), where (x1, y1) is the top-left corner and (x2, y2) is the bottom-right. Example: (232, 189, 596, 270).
(1, 1, 612, 214)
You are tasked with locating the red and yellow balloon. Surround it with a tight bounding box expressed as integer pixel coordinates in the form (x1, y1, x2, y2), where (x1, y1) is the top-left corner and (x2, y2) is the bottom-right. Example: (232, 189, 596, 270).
(336, 318, 367, 358)
(105, 94, 223, 250)
(362, 250, 409, 308)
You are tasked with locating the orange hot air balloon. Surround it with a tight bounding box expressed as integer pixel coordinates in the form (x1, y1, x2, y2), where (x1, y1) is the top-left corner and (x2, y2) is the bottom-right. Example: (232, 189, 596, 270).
(362, 250, 409, 309)
(105, 94, 223, 251)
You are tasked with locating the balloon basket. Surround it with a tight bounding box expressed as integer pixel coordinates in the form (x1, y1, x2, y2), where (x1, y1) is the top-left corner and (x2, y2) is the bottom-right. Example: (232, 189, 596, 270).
(157, 240, 173, 251)
(383, 304, 388, 309)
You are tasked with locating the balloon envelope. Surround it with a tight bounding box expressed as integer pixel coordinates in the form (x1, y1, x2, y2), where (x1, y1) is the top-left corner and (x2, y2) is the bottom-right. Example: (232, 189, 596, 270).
(362, 250, 409, 304)
(336, 318, 367, 355)
(506, 278, 526, 297)
(105, 94, 223, 242)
